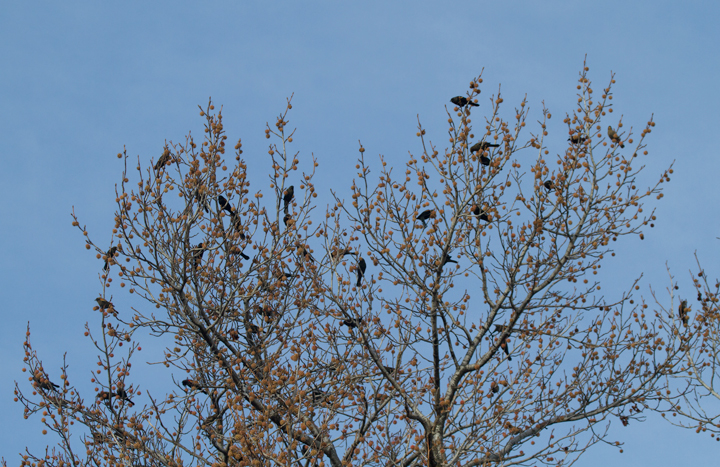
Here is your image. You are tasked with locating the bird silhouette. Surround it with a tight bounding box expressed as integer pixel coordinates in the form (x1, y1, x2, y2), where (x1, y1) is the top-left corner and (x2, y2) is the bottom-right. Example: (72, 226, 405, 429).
(470, 141, 500, 153)
(471, 204, 490, 222)
(283, 186, 294, 213)
(103, 246, 117, 271)
(115, 388, 134, 406)
(356, 258, 367, 287)
(439, 253, 458, 270)
(480, 155, 491, 166)
(95, 297, 112, 309)
(182, 379, 208, 395)
(607, 126, 625, 148)
(331, 247, 357, 264)
(678, 300, 690, 327)
(450, 96, 479, 108)
(283, 213, 292, 228)
(96, 391, 111, 403)
(543, 180, 555, 191)
(568, 134, 587, 145)
(32, 373, 59, 392)
(416, 209, 435, 227)
(297, 244, 315, 263)
(154, 148, 171, 173)
(343, 318, 360, 329)
(310, 388, 326, 404)
(217, 195, 234, 215)
(192, 243, 205, 270)
(499, 335, 512, 361)
(196, 190, 210, 214)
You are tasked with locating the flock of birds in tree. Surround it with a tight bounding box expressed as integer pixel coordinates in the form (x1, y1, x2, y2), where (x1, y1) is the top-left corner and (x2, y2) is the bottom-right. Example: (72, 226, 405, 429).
(30, 95, 660, 406)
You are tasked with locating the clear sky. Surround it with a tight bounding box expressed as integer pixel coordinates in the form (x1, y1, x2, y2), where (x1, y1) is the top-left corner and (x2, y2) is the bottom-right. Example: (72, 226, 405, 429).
(1, 1, 718, 464)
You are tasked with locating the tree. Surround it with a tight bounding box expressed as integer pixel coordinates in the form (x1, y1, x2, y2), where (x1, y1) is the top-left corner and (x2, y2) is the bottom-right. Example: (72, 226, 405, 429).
(653, 255, 720, 440)
(12, 62, 688, 467)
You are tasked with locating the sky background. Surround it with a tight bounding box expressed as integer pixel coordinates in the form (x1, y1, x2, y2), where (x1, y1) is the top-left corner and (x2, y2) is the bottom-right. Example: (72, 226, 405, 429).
(1, 1, 719, 465)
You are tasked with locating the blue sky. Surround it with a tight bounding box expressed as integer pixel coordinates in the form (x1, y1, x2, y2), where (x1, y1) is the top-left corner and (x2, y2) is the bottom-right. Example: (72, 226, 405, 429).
(1, 1, 718, 464)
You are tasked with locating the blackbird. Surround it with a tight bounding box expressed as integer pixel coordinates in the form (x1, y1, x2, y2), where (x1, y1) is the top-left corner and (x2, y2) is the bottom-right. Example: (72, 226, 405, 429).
(283, 213, 292, 227)
(450, 96, 479, 108)
(297, 244, 315, 263)
(543, 180, 555, 191)
(343, 318, 360, 329)
(116, 388, 134, 406)
(416, 209, 435, 227)
(499, 336, 512, 361)
(471, 204, 490, 222)
(310, 388, 326, 404)
(217, 195, 234, 215)
(607, 126, 625, 148)
(32, 374, 59, 392)
(470, 141, 500, 153)
(154, 148, 171, 172)
(182, 379, 208, 395)
(192, 243, 205, 270)
(331, 248, 357, 264)
(283, 186, 294, 213)
(196, 190, 210, 214)
(356, 258, 366, 287)
(678, 300, 690, 327)
(103, 246, 117, 271)
(480, 156, 490, 166)
(440, 253, 458, 269)
(95, 297, 112, 309)
(96, 391, 111, 403)
(568, 134, 587, 145)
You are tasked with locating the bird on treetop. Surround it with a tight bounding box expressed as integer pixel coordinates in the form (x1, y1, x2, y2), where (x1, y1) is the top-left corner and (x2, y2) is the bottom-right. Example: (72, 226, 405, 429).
(103, 246, 117, 271)
(607, 125, 625, 148)
(450, 96, 479, 108)
(416, 209, 435, 227)
(543, 180, 555, 191)
(678, 300, 690, 327)
(568, 134, 587, 145)
(343, 317, 360, 329)
(470, 141, 500, 153)
(356, 257, 367, 287)
(217, 195, 234, 215)
(283, 186, 294, 213)
(154, 148, 171, 172)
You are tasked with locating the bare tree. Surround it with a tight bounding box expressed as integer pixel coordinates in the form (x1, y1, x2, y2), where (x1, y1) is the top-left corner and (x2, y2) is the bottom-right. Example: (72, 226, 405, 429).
(653, 255, 720, 441)
(11, 62, 691, 467)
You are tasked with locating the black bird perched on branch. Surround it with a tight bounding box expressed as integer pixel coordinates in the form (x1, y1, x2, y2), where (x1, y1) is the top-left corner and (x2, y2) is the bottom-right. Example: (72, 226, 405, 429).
(499, 335, 512, 361)
(154, 148, 171, 173)
(607, 125, 625, 148)
(116, 388, 134, 406)
(543, 180, 555, 191)
(310, 388, 326, 404)
(356, 257, 367, 287)
(678, 300, 690, 327)
(283, 186, 294, 213)
(192, 243, 206, 270)
(439, 253, 458, 270)
(470, 141, 500, 153)
(103, 246, 117, 271)
(296, 244, 315, 263)
(32, 373, 59, 392)
(96, 391, 111, 403)
(450, 96, 479, 108)
(568, 134, 587, 145)
(331, 247, 357, 265)
(195, 189, 210, 214)
(416, 209, 435, 227)
(471, 204, 490, 222)
(343, 318, 360, 329)
(182, 379, 208, 395)
(95, 297, 112, 309)
(217, 195, 234, 215)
